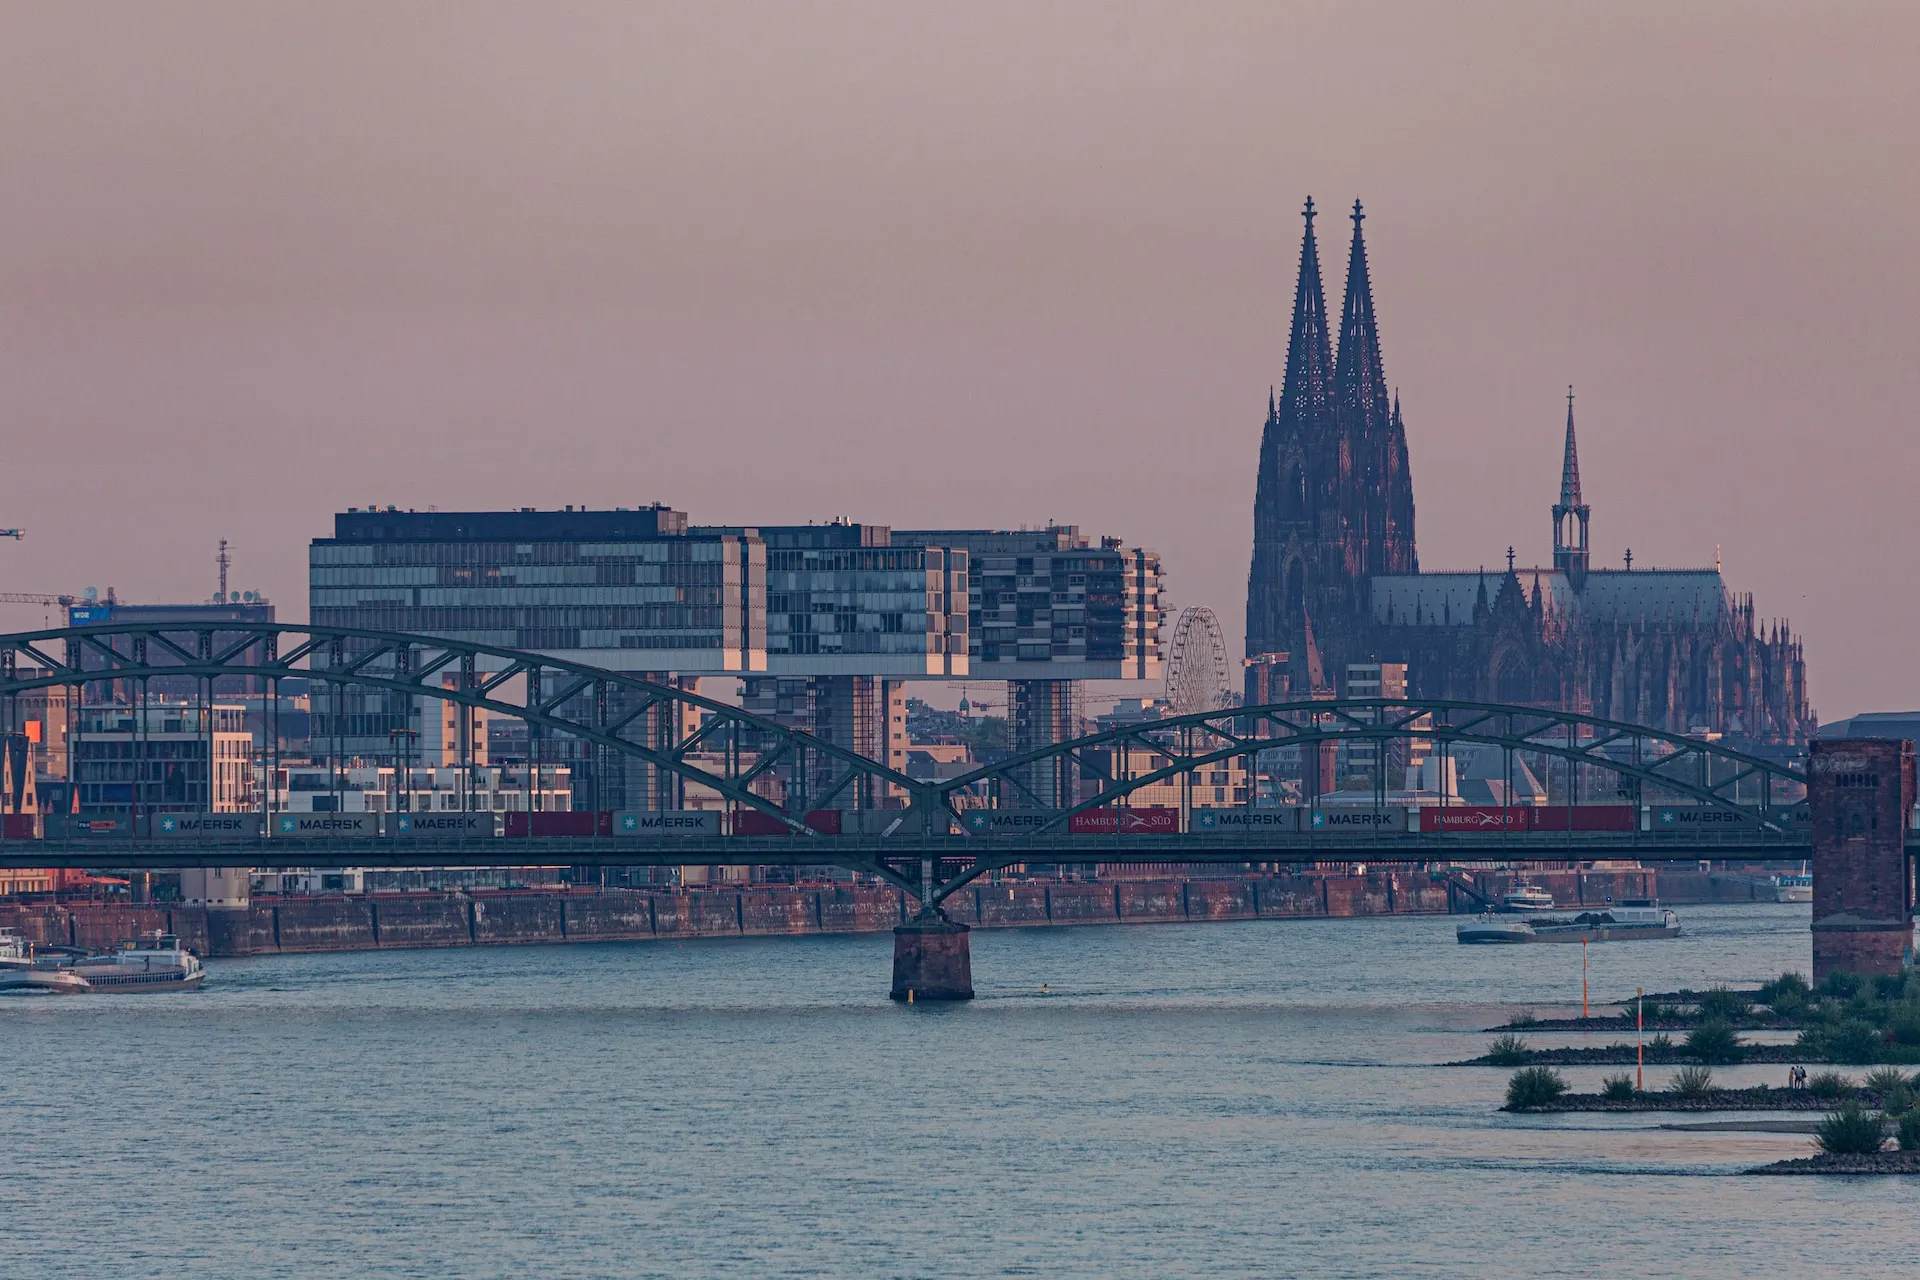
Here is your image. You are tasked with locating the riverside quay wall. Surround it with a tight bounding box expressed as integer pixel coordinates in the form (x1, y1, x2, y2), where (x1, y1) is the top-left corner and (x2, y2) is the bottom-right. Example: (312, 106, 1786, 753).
(0, 866, 1728, 959)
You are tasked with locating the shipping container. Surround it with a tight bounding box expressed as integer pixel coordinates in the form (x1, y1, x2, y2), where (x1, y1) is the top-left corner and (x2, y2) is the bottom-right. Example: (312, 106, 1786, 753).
(275, 813, 378, 838)
(1419, 806, 1534, 833)
(1649, 804, 1810, 831)
(1308, 807, 1409, 833)
(729, 808, 843, 837)
(385, 813, 495, 838)
(1, 813, 37, 840)
(1530, 805, 1637, 832)
(503, 811, 613, 838)
(1068, 807, 1179, 835)
(1191, 807, 1303, 834)
(614, 810, 719, 837)
(155, 813, 261, 841)
(960, 809, 1061, 836)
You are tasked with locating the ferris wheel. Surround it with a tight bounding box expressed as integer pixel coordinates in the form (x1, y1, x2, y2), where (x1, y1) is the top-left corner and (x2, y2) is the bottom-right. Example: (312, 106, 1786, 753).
(1164, 606, 1231, 714)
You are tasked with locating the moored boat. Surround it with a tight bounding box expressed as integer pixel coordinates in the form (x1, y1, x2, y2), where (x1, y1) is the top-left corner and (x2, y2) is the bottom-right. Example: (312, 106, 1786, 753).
(1770, 873, 1813, 904)
(0, 929, 92, 993)
(67, 933, 206, 993)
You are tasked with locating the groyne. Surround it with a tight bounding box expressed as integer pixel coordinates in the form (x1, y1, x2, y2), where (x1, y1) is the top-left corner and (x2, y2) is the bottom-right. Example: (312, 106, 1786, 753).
(0, 865, 1771, 959)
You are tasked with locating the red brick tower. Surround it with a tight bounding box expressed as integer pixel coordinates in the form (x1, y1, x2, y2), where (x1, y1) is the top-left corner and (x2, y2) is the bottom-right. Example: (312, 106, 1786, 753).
(1809, 738, 1916, 981)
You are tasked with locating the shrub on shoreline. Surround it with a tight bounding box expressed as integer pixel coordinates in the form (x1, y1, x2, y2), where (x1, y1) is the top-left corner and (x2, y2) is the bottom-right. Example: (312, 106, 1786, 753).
(1669, 1066, 1715, 1098)
(1601, 1073, 1636, 1101)
(1899, 1111, 1920, 1152)
(1824, 1020, 1884, 1065)
(1863, 1066, 1909, 1095)
(1485, 1034, 1529, 1066)
(1814, 1102, 1884, 1156)
(1506, 1010, 1539, 1028)
(1807, 1071, 1853, 1099)
(1685, 1021, 1743, 1065)
(1698, 987, 1752, 1023)
(1507, 1067, 1568, 1109)
(1757, 971, 1810, 1005)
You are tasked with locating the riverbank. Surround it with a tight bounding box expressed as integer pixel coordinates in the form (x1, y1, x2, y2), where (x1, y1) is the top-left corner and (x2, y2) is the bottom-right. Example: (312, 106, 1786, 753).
(1749, 1152, 1920, 1176)
(1509, 1086, 1895, 1113)
(0, 864, 1794, 960)
(1461, 1043, 1806, 1066)
(0, 869, 1464, 958)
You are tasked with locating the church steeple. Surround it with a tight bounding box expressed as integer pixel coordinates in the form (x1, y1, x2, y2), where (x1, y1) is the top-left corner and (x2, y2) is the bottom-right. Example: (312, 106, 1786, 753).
(1246, 198, 1342, 660)
(1552, 386, 1592, 592)
(1335, 200, 1389, 437)
(1280, 197, 1335, 428)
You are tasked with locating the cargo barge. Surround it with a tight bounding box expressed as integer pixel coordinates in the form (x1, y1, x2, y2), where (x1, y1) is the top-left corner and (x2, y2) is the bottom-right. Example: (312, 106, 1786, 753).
(1457, 900, 1681, 944)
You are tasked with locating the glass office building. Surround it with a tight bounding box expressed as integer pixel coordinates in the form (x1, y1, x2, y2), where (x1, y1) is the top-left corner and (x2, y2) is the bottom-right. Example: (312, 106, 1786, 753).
(309, 506, 764, 672)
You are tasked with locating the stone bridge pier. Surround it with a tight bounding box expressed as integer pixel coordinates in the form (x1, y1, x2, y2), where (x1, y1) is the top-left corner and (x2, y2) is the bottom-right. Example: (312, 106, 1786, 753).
(1809, 738, 1916, 981)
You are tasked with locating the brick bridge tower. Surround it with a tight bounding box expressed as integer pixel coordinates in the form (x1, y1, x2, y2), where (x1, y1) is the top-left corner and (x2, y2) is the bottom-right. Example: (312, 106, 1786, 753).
(1808, 738, 1916, 981)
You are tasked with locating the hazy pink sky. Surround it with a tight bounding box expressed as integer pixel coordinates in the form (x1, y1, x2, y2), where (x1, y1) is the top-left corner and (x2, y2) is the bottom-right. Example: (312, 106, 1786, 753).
(1, 3, 1914, 719)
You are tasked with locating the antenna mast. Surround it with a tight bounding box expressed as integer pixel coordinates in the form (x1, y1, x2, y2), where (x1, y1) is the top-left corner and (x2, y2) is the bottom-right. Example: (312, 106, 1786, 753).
(216, 539, 230, 603)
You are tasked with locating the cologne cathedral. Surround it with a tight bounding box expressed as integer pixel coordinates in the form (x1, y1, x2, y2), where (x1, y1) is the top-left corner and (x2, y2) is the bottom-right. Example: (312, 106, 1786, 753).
(1244, 199, 1812, 746)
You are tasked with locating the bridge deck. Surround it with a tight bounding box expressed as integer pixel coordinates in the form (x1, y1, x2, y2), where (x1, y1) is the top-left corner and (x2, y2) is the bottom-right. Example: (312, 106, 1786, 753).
(0, 830, 1830, 871)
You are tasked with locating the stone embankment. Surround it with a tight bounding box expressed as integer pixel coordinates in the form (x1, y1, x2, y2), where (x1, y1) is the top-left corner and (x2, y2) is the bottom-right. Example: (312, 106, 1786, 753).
(1511, 1087, 1893, 1113)
(0, 869, 1457, 959)
(0, 864, 1795, 960)
(1749, 1151, 1920, 1175)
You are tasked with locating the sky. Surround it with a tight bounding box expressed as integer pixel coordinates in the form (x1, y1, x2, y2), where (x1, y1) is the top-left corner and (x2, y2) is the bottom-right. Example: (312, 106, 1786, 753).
(0, 3, 1914, 719)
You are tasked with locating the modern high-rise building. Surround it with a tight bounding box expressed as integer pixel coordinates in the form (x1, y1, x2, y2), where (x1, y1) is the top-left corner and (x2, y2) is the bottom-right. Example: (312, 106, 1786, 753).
(310, 506, 762, 670)
(308, 509, 1160, 808)
(67, 702, 255, 907)
(892, 525, 1163, 806)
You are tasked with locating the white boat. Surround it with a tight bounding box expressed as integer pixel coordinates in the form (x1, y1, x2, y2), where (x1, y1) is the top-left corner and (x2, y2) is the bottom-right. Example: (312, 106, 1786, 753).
(66, 933, 206, 993)
(1501, 884, 1557, 912)
(0, 929, 91, 994)
(1770, 873, 1813, 904)
(1459, 901, 1682, 944)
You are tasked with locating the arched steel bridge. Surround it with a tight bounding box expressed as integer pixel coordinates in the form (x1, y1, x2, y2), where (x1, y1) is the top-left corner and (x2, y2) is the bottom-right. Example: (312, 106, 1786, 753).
(0, 623, 1814, 910)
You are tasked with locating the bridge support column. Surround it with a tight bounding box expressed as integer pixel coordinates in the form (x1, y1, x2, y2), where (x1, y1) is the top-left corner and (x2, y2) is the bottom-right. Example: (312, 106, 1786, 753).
(890, 918, 973, 1002)
(1809, 738, 1916, 983)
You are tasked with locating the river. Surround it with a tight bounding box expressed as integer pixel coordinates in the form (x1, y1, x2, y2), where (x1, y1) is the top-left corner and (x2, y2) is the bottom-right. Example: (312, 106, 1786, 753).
(5, 901, 1916, 1278)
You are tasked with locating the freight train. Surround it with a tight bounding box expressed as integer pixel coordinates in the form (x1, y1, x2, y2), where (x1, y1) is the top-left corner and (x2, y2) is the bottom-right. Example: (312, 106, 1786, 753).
(2, 803, 1815, 842)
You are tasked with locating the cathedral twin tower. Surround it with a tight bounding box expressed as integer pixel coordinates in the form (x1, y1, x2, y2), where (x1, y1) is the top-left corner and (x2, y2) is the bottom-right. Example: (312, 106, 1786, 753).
(1243, 198, 1812, 742)
(1246, 198, 1414, 674)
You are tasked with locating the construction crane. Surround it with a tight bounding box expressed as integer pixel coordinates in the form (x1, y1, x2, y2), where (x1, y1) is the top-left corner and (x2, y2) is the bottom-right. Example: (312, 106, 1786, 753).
(0, 592, 78, 628)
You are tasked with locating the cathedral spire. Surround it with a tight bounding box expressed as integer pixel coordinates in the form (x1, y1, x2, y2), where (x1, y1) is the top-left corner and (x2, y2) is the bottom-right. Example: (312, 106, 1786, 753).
(1552, 386, 1592, 593)
(1279, 197, 1335, 428)
(1245, 198, 1340, 660)
(1559, 385, 1583, 508)
(1335, 200, 1389, 436)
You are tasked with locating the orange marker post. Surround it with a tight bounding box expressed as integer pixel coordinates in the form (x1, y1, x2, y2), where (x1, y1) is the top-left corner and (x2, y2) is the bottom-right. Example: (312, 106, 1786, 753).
(1581, 938, 1589, 1019)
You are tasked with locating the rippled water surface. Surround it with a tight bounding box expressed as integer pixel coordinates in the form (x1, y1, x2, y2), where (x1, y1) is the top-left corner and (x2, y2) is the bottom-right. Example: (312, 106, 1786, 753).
(6, 902, 1917, 1278)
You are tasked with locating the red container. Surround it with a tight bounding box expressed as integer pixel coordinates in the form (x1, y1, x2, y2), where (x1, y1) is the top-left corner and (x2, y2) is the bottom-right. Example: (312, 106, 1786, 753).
(1531, 805, 1636, 832)
(1420, 806, 1534, 833)
(1, 814, 37, 840)
(730, 809, 843, 836)
(504, 811, 612, 838)
(1068, 807, 1180, 835)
